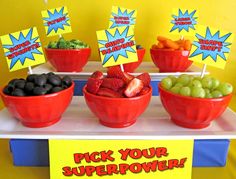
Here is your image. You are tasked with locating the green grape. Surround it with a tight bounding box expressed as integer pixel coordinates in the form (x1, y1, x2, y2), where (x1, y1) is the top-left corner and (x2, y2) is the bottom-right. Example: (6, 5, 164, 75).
(217, 82, 233, 96)
(179, 86, 191, 96)
(167, 75, 177, 85)
(201, 76, 212, 89)
(194, 76, 202, 81)
(161, 78, 172, 90)
(170, 86, 181, 94)
(177, 74, 190, 86)
(205, 93, 213, 98)
(211, 90, 223, 98)
(204, 88, 210, 94)
(191, 80, 202, 88)
(191, 87, 205, 98)
(211, 78, 220, 90)
(174, 83, 184, 88)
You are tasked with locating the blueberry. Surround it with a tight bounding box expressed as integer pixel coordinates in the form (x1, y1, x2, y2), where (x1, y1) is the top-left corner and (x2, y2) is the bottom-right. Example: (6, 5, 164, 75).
(44, 83, 53, 92)
(3, 85, 14, 95)
(24, 82, 35, 94)
(35, 75, 47, 86)
(12, 88, 26, 96)
(136, 45, 143, 49)
(62, 76, 72, 87)
(51, 87, 63, 93)
(33, 87, 47, 96)
(8, 79, 18, 86)
(48, 75, 62, 86)
(15, 80, 26, 89)
(26, 74, 37, 83)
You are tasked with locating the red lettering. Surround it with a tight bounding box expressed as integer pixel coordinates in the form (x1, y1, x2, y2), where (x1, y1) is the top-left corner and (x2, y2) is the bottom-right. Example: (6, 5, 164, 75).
(179, 157, 187, 167)
(85, 166, 96, 176)
(74, 153, 85, 163)
(129, 163, 142, 173)
(158, 160, 168, 171)
(119, 163, 129, 174)
(168, 159, 179, 169)
(72, 167, 85, 176)
(142, 161, 158, 172)
(101, 150, 115, 162)
(106, 164, 119, 175)
(90, 152, 101, 162)
(119, 149, 130, 160)
(62, 166, 73, 176)
(96, 165, 107, 176)
(129, 149, 142, 159)
(156, 147, 168, 157)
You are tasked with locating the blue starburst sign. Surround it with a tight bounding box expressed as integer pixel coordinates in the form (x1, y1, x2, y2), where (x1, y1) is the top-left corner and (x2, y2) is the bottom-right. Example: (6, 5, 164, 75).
(42, 6, 71, 37)
(170, 8, 198, 35)
(0, 27, 46, 72)
(109, 6, 137, 29)
(189, 25, 234, 69)
(96, 26, 138, 67)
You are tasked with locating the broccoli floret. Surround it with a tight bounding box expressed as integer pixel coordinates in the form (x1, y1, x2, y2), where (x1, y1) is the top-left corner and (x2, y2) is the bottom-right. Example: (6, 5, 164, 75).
(48, 41, 57, 48)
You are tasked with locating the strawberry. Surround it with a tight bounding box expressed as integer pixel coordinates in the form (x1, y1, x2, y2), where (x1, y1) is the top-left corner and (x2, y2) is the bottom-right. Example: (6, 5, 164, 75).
(91, 71, 103, 79)
(97, 88, 123, 98)
(118, 87, 126, 97)
(137, 73, 151, 87)
(86, 78, 103, 94)
(107, 66, 124, 79)
(138, 87, 151, 96)
(101, 78, 125, 91)
(107, 66, 134, 84)
(124, 78, 144, 97)
(123, 72, 135, 84)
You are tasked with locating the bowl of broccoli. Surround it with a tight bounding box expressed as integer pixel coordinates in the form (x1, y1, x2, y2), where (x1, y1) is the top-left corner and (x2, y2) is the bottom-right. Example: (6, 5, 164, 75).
(45, 37, 91, 72)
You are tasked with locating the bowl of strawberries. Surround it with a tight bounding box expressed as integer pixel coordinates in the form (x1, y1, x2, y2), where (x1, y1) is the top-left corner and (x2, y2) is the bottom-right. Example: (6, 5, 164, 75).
(83, 66, 152, 128)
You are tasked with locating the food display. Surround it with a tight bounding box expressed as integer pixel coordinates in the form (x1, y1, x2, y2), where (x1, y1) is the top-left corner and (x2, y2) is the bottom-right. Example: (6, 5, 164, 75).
(3, 73, 72, 96)
(152, 36, 192, 51)
(150, 36, 193, 72)
(47, 37, 89, 49)
(86, 66, 151, 98)
(83, 66, 152, 128)
(45, 38, 91, 72)
(161, 74, 233, 98)
(0, 73, 74, 128)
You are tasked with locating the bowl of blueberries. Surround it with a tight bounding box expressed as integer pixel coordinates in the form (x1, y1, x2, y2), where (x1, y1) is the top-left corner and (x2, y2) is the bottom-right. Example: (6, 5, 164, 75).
(0, 72, 74, 128)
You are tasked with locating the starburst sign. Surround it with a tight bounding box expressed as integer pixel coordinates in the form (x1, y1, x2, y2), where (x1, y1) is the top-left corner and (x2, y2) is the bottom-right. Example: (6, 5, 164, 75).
(0, 27, 46, 72)
(42, 6, 71, 37)
(170, 8, 198, 36)
(189, 25, 234, 69)
(97, 26, 138, 67)
(109, 6, 137, 29)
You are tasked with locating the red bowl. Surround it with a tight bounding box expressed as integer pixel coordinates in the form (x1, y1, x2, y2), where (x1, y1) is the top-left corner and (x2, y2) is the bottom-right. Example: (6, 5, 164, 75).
(0, 83, 74, 128)
(83, 85, 152, 128)
(150, 48, 193, 72)
(158, 84, 232, 129)
(45, 48, 91, 72)
(123, 48, 146, 72)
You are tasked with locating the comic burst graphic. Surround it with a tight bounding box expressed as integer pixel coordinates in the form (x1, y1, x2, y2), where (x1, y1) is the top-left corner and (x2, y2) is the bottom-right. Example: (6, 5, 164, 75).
(170, 9, 197, 32)
(190, 27, 232, 61)
(43, 7, 70, 35)
(110, 7, 136, 28)
(3, 28, 42, 70)
(98, 26, 136, 65)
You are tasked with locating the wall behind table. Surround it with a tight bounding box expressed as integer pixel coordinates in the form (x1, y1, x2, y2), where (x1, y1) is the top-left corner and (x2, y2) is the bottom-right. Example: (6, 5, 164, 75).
(0, 0, 236, 109)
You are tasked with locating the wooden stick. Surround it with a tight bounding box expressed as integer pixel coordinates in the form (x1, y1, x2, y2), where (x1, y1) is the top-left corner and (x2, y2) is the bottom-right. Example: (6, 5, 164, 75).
(120, 64, 124, 72)
(201, 64, 207, 78)
(28, 66, 33, 74)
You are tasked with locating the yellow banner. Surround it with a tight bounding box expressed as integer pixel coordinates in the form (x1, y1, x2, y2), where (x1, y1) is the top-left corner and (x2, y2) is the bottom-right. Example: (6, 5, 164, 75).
(169, 8, 198, 36)
(96, 26, 138, 67)
(49, 140, 194, 179)
(189, 25, 234, 69)
(41, 6, 72, 37)
(0, 27, 46, 72)
(109, 6, 137, 29)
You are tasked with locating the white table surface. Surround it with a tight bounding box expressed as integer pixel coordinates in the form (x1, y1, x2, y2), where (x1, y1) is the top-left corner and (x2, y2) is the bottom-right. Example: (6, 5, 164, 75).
(0, 96, 236, 140)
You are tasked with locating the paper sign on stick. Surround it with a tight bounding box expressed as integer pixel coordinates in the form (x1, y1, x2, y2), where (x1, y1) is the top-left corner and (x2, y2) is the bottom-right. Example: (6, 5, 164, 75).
(109, 6, 137, 29)
(49, 140, 194, 179)
(189, 25, 233, 69)
(41, 6, 72, 37)
(170, 8, 198, 36)
(96, 26, 138, 67)
(0, 27, 46, 72)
